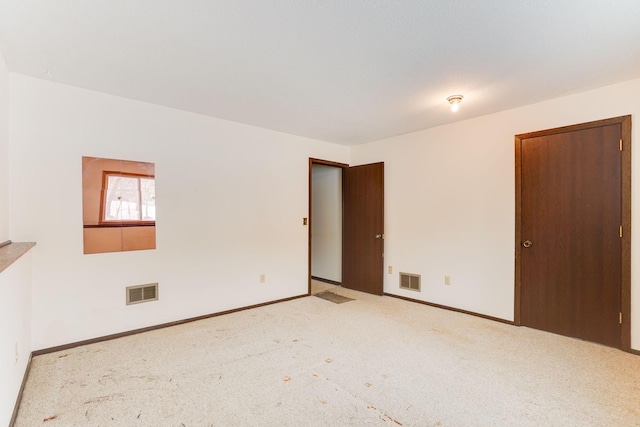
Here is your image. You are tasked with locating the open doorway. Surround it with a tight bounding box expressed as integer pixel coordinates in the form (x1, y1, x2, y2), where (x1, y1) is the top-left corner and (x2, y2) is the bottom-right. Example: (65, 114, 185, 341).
(309, 159, 346, 294)
(308, 158, 385, 296)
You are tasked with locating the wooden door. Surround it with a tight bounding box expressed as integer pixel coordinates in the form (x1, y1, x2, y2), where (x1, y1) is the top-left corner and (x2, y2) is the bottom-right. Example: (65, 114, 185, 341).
(515, 116, 631, 349)
(342, 162, 384, 295)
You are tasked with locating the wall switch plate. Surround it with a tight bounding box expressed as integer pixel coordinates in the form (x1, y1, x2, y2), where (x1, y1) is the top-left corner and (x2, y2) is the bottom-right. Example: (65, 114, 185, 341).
(444, 275, 451, 285)
(260, 274, 266, 283)
(388, 266, 393, 274)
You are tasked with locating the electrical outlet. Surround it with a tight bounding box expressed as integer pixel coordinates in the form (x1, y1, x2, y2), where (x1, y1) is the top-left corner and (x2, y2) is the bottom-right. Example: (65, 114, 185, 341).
(388, 266, 393, 274)
(260, 274, 266, 283)
(444, 275, 451, 285)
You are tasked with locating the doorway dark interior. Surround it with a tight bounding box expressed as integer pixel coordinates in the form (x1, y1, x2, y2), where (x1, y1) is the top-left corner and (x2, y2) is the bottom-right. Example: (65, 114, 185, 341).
(514, 115, 631, 351)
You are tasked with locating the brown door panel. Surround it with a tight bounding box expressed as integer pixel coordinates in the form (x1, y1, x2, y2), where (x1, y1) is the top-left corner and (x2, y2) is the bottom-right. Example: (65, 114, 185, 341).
(518, 121, 625, 348)
(343, 162, 384, 295)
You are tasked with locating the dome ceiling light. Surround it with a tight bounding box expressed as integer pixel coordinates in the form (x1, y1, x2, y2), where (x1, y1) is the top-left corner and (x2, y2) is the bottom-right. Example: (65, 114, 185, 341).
(447, 95, 463, 112)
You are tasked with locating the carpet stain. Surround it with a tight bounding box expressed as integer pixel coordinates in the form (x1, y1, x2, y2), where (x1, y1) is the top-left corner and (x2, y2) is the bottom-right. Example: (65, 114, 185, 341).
(368, 404, 402, 425)
(43, 415, 58, 422)
(282, 376, 291, 382)
(325, 358, 333, 363)
(82, 393, 125, 405)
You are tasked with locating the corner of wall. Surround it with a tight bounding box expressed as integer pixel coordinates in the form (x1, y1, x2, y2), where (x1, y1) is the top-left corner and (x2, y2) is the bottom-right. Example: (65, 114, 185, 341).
(0, 46, 10, 243)
(0, 250, 34, 427)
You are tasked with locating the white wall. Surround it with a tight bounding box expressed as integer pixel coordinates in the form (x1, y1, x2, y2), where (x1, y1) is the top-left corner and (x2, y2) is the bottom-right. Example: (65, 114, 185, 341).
(0, 252, 33, 427)
(351, 77, 640, 350)
(0, 48, 9, 243)
(311, 165, 342, 282)
(0, 47, 33, 427)
(9, 74, 349, 350)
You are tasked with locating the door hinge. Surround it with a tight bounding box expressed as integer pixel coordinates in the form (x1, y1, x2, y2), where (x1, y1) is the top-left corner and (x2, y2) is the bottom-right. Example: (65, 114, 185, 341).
(619, 139, 623, 151)
(619, 226, 623, 238)
(619, 312, 623, 324)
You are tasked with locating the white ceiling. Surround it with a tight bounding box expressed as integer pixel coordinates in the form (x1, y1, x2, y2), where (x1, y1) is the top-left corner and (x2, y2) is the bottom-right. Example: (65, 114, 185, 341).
(1, 1, 640, 145)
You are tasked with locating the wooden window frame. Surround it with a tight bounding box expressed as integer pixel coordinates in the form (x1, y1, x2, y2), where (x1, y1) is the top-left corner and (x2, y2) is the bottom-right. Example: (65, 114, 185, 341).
(99, 171, 156, 226)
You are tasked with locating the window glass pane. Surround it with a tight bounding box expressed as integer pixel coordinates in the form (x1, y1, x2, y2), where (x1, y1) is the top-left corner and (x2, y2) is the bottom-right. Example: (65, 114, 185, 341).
(140, 178, 156, 220)
(104, 176, 141, 221)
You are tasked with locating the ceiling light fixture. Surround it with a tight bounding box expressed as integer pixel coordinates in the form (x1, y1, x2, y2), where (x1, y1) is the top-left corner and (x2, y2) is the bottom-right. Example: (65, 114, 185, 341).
(447, 95, 463, 112)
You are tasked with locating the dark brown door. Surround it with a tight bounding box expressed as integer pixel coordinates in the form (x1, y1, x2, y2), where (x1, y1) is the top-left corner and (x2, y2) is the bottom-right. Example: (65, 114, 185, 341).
(517, 121, 623, 348)
(343, 162, 384, 295)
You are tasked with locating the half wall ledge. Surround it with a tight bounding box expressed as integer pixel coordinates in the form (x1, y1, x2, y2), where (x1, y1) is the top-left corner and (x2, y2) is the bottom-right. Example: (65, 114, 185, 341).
(0, 241, 36, 274)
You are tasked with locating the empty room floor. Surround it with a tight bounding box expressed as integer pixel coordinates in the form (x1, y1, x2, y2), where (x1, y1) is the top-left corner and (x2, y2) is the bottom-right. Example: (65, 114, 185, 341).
(15, 286, 640, 426)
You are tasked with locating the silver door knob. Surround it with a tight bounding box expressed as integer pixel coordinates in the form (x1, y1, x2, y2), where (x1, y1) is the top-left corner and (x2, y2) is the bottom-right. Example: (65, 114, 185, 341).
(523, 240, 532, 248)
(375, 234, 384, 239)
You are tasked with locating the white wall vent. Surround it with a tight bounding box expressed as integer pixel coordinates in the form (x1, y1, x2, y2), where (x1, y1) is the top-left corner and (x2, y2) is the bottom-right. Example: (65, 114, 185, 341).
(399, 273, 421, 292)
(126, 283, 159, 305)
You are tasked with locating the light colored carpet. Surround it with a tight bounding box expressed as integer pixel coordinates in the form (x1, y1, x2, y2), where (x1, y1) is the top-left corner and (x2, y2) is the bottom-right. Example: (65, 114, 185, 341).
(15, 286, 640, 426)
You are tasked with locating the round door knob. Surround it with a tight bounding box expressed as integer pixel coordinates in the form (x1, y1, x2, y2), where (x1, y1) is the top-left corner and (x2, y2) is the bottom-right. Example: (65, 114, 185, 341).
(523, 240, 532, 248)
